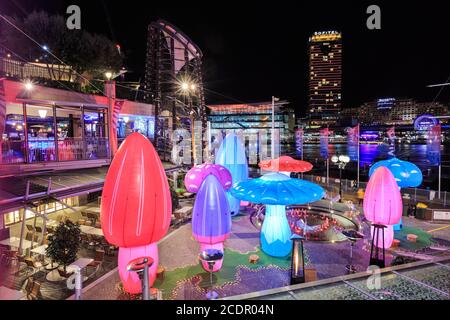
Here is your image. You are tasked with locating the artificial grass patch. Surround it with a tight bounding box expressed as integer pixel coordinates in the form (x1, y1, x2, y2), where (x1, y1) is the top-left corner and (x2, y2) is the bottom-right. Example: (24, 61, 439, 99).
(153, 246, 295, 299)
(395, 226, 435, 251)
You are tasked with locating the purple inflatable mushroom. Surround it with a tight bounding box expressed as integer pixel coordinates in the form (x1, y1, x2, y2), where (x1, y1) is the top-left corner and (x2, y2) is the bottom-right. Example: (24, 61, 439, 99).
(184, 164, 232, 271)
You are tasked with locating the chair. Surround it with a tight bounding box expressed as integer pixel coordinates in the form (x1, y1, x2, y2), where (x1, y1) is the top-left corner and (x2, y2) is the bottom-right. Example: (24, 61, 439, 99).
(34, 226, 43, 233)
(25, 233, 39, 243)
(0, 245, 8, 264)
(26, 225, 34, 232)
(23, 257, 42, 276)
(57, 268, 73, 279)
(80, 233, 89, 247)
(81, 211, 89, 219)
(46, 226, 55, 234)
(88, 249, 105, 274)
(23, 277, 35, 296)
(87, 212, 98, 224)
(3, 250, 19, 266)
(27, 281, 42, 300)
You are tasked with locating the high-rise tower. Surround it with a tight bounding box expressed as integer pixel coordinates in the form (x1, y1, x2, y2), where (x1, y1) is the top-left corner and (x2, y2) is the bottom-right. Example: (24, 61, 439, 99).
(308, 31, 342, 128)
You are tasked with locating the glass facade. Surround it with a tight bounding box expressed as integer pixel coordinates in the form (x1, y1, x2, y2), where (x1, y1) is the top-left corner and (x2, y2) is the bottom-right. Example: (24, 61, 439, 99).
(1, 103, 109, 164)
(230, 259, 450, 300)
(117, 114, 155, 145)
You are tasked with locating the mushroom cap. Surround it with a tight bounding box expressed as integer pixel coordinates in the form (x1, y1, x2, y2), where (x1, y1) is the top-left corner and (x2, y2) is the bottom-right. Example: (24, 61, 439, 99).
(215, 133, 248, 184)
(184, 163, 232, 193)
(192, 174, 231, 244)
(364, 166, 403, 225)
(369, 157, 423, 188)
(259, 156, 313, 173)
(231, 172, 325, 205)
(101, 132, 171, 247)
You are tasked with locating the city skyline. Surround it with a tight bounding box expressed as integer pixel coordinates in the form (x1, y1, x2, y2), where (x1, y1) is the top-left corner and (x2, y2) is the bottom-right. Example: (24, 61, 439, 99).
(2, 1, 450, 115)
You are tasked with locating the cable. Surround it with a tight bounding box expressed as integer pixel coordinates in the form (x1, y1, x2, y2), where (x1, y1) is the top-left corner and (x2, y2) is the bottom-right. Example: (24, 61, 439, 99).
(0, 13, 106, 96)
(431, 75, 450, 103)
(1, 14, 257, 106)
(0, 43, 98, 105)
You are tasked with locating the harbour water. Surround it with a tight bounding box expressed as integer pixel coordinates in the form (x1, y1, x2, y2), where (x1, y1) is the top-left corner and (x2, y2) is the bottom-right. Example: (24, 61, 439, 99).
(297, 143, 450, 192)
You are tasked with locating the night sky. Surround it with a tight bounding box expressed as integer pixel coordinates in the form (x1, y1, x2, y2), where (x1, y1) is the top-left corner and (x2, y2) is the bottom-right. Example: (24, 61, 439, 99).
(2, 0, 450, 116)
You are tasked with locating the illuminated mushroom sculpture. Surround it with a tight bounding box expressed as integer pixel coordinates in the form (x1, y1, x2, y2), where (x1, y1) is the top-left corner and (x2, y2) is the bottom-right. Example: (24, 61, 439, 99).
(232, 172, 325, 257)
(369, 157, 423, 231)
(259, 155, 313, 176)
(363, 166, 402, 267)
(215, 133, 248, 216)
(185, 164, 232, 272)
(100, 133, 172, 294)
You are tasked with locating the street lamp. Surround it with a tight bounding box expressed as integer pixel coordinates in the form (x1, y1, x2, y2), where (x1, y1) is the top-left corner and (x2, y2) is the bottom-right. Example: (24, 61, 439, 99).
(181, 82, 190, 91)
(179, 81, 199, 165)
(24, 80, 34, 91)
(105, 71, 113, 80)
(331, 154, 350, 202)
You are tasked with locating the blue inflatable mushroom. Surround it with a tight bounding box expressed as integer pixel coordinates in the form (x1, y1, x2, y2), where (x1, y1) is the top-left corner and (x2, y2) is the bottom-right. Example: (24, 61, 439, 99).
(369, 157, 423, 230)
(231, 172, 325, 257)
(215, 133, 249, 216)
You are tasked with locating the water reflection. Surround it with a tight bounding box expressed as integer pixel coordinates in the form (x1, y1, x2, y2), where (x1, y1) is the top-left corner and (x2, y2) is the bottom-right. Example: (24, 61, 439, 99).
(297, 143, 449, 191)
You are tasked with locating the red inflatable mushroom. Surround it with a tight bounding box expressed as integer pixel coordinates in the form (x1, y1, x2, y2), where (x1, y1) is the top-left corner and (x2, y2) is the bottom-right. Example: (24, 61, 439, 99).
(259, 155, 313, 176)
(100, 132, 172, 293)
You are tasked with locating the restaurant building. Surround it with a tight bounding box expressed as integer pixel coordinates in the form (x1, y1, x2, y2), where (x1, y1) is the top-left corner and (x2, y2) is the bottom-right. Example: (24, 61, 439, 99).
(0, 78, 155, 241)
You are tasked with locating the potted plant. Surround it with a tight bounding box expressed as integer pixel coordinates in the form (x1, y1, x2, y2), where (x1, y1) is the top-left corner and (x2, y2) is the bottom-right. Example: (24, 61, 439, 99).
(46, 220, 81, 277)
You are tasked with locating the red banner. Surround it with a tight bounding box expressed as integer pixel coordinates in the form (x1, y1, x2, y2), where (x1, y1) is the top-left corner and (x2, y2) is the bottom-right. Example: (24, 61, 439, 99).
(0, 78, 6, 164)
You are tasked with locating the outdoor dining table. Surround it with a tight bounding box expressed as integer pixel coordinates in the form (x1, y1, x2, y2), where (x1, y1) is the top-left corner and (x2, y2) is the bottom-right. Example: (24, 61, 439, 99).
(0, 237, 33, 250)
(85, 207, 101, 214)
(0, 286, 26, 300)
(79, 225, 103, 236)
(31, 244, 49, 264)
(31, 244, 48, 255)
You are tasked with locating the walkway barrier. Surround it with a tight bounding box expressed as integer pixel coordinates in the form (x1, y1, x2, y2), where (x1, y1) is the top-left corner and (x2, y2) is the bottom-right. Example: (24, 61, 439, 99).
(299, 174, 448, 207)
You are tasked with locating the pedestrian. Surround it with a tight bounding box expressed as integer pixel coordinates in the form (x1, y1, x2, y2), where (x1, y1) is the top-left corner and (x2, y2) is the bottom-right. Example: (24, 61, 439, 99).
(407, 203, 413, 217)
(356, 188, 364, 205)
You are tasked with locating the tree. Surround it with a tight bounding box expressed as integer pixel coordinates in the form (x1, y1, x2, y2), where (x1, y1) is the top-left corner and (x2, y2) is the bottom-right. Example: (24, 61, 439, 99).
(46, 220, 81, 274)
(0, 11, 123, 81)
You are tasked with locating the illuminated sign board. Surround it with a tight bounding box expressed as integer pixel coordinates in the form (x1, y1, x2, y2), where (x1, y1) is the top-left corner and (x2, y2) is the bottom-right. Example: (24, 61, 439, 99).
(414, 114, 439, 131)
(377, 98, 396, 109)
(310, 31, 342, 42)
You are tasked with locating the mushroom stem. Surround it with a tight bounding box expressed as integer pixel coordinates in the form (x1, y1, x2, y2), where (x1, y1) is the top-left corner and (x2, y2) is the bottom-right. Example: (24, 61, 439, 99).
(118, 243, 158, 294)
(261, 205, 292, 257)
(199, 242, 224, 272)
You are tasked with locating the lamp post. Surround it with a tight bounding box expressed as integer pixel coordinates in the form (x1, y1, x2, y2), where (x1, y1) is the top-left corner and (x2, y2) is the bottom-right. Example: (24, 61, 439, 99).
(180, 81, 198, 166)
(331, 154, 350, 202)
(290, 234, 305, 285)
(105, 71, 114, 159)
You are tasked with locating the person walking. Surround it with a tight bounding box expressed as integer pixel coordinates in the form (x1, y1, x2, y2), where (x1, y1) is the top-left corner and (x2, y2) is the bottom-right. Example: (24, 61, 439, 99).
(356, 188, 365, 205)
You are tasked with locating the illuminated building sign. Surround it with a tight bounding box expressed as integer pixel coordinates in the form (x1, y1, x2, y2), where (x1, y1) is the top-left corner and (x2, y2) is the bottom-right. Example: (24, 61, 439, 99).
(310, 31, 342, 42)
(414, 114, 439, 131)
(377, 98, 396, 109)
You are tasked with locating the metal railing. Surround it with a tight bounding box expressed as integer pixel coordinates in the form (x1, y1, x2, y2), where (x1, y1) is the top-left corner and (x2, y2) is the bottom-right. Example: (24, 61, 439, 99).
(300, 173, 449, 207)
(1, 137, 109, 164)
(0, 57, 75, 82)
